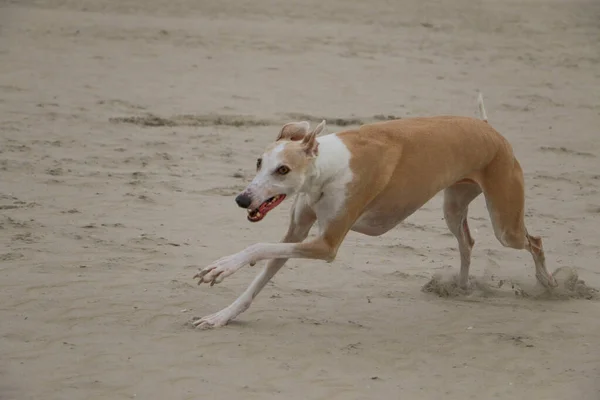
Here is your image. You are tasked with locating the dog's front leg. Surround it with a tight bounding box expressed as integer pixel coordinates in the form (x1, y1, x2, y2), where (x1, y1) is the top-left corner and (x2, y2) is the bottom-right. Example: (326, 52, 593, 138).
(192, 199, 317, 329)
(194, 240, 333, 286)
(191, 240, 332, 329)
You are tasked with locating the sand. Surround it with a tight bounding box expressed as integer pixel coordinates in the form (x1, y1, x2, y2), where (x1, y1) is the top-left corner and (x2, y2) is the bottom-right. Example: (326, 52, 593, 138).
(1, 0, 600, 399)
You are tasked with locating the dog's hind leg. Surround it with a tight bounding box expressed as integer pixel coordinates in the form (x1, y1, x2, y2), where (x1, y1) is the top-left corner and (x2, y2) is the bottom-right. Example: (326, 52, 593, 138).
(443, 181, 483, 289)
(193, 196, 316, 329)
(481, 156, 557, 288)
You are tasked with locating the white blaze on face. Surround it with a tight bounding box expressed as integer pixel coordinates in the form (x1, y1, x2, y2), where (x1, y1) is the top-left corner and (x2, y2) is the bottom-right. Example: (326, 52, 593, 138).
(252, 143, 281, 188)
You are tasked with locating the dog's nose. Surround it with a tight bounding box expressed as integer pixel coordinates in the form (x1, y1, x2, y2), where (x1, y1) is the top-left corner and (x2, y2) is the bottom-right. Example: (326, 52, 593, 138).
(235, 193, 252, 209)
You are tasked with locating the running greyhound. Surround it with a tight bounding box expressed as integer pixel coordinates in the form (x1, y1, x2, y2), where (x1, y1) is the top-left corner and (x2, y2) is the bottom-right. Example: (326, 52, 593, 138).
(192, 93, 557, 329)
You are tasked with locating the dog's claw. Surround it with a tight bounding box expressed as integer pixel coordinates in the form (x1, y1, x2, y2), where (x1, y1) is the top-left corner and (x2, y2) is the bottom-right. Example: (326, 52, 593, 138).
(194, 269, 209, 285)
(209, 271, 223, 287)
(193, 268, 211, 280)
(194, 269, 209, 284)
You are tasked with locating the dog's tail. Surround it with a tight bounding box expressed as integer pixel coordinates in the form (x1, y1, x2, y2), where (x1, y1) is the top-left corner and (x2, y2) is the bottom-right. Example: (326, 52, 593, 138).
(477, 91, 488, 123)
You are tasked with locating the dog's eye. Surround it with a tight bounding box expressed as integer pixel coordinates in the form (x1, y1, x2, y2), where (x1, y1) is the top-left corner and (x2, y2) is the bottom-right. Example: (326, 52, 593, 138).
(276, 165, 290, 175)
(256, 158, 262, 170)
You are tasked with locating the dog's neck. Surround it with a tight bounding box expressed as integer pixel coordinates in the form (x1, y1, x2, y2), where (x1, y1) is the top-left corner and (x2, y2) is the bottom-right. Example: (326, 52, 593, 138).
(299, 133, 353, 198)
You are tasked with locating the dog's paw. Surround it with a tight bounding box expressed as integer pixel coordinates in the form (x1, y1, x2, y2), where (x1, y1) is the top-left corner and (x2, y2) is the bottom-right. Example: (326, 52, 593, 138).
(193, 256, 242, 286)
(192, 310, 233, 329)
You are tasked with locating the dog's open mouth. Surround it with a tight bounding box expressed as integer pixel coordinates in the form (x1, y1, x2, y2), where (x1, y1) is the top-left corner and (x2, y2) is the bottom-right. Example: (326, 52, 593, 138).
(247, 194, 286, 222)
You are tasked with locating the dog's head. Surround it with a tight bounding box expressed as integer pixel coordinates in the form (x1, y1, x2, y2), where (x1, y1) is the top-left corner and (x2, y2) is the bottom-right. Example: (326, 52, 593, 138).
(235, 120, 326, 222)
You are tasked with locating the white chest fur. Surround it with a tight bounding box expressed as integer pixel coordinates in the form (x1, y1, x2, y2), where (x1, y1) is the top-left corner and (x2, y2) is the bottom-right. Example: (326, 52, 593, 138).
(305, 133, 353, 233)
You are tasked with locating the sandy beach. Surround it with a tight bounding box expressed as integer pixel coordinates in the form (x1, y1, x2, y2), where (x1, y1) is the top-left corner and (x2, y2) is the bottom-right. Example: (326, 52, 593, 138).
(1, 0, 600, 399)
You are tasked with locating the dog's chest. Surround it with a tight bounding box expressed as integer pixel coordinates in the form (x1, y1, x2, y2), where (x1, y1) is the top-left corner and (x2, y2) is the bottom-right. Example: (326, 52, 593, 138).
(302, 183, 346, 233)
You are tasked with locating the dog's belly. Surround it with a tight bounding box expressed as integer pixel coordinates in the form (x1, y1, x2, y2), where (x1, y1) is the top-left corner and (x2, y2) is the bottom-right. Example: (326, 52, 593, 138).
(351, 204, 422, 236)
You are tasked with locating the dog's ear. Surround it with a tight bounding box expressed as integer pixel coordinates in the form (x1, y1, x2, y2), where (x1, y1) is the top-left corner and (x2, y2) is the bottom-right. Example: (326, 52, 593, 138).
(302, 119, 325, 156)
(276, 121, 310, 141)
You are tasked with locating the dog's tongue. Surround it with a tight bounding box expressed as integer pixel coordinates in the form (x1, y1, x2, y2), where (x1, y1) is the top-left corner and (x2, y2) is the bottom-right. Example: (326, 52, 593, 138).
(258, 203, 272, 214)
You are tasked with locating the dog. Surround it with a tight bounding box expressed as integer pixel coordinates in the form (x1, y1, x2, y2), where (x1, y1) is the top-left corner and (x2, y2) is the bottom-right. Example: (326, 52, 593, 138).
(192, 93, 557, 329)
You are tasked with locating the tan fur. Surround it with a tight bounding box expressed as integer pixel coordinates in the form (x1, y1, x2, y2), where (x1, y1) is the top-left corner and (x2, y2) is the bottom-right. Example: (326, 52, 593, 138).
(339, 116, 504, 236)
(311, 116, 556, 287)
